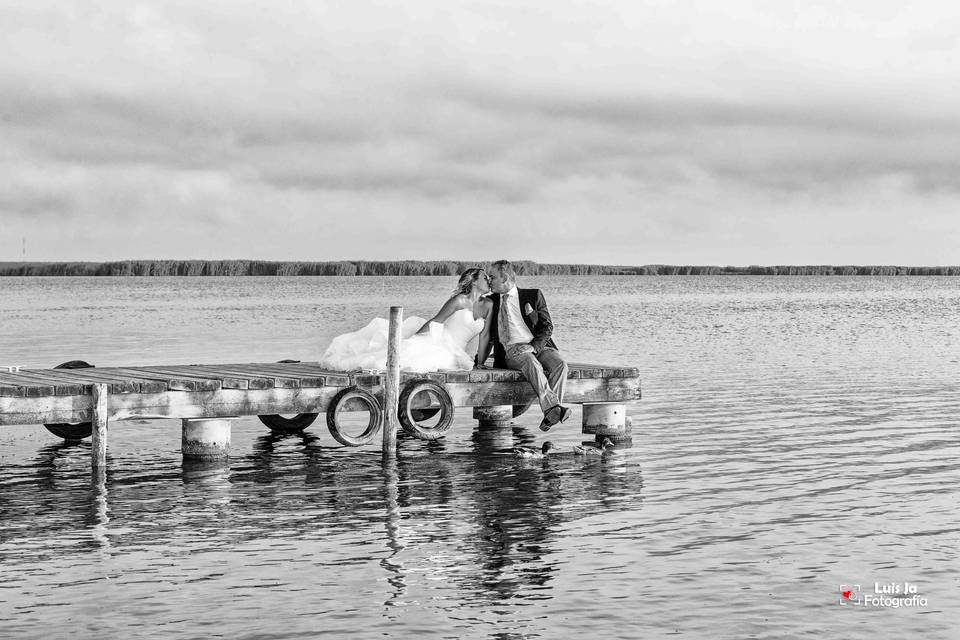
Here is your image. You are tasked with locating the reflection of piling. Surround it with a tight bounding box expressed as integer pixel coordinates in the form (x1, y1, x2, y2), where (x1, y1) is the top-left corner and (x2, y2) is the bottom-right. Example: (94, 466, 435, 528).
(181, 458, 231, 485)
(90, 465, 110, 550)
(382, 306, 402, 458)
(473, 426, 515, 452)
(582, 402, 633, 446)
(380, 458, 406, 607)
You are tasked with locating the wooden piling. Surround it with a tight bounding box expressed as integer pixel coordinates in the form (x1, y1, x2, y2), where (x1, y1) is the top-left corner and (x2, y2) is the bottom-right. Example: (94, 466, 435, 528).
(382, 306, 402, 457)
(91, 383, 108, 468)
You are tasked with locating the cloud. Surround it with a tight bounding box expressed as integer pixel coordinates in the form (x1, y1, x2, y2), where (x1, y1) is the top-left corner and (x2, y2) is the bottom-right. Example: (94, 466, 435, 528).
(0, 187, 73, 217)
(0, 1, 958, 263)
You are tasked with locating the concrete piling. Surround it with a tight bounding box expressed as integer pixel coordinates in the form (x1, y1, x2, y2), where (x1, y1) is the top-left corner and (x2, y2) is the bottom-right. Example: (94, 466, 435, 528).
(181, 418, 232, 461)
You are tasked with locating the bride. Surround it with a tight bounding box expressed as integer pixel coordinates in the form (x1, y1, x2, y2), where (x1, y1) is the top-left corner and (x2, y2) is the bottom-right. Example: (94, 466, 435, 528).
(318, 268, 492, 372)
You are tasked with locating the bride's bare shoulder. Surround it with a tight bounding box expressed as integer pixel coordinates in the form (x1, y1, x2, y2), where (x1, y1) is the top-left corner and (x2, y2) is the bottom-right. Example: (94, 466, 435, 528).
(438, 293, 469, 310)
(475, 296, 493, 317)
(446, 293, 473, 310)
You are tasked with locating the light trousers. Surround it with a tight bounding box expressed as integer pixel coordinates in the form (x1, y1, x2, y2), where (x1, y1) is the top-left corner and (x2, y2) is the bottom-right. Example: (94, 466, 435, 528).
(503, 344, 568, 413)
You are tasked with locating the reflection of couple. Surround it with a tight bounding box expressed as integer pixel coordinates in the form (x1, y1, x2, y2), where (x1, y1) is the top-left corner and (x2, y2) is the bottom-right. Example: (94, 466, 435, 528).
(319, 260, 571, 431)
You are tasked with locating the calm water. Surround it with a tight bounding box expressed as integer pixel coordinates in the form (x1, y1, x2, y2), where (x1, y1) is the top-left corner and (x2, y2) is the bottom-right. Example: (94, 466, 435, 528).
(1, 276, 959, 638)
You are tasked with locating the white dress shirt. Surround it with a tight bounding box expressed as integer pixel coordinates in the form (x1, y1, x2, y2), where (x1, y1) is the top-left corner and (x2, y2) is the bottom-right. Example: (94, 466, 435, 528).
(499, 285, 534, 346)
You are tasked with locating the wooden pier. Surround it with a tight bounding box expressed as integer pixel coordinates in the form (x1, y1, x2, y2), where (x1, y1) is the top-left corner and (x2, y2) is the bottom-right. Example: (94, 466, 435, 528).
(0, 359, 641, 463)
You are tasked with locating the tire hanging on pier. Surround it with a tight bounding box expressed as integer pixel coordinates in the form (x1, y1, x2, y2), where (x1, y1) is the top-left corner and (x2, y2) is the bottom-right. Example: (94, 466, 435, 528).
(397, 379, 455, 441)
(326, 386, 383, 447)
(258, 412, 321, 434)
(43, 360, 95, 441)
(257, 360, 320, 434)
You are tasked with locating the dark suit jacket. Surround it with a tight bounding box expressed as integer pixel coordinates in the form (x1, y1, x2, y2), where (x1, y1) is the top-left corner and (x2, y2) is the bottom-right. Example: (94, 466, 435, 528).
(483, 288, 559, 368)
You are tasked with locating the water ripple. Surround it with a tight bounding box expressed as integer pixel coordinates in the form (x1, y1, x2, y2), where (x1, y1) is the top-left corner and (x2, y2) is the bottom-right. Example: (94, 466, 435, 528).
(2, 276, 960, 638)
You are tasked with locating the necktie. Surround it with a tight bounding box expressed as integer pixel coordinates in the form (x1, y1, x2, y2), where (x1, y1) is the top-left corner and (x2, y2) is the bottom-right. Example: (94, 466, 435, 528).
(498, 293, 510, 344)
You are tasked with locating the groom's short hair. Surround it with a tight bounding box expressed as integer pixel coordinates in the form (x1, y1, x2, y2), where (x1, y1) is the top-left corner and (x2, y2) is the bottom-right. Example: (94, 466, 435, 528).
(490, 259, 516, 281)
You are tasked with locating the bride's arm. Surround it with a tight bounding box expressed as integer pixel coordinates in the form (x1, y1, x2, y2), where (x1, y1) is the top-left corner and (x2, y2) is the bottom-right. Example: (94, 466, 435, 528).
(474, 298, 493, 368)
(415, 295, 464, 335)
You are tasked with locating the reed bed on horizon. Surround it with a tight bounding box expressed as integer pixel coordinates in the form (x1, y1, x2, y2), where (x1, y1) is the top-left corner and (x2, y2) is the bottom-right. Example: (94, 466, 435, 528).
(0, 260, 958, 277)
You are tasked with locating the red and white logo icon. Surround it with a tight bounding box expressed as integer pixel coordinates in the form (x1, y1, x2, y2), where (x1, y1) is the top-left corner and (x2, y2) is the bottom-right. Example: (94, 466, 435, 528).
(839, 584, 861, 605)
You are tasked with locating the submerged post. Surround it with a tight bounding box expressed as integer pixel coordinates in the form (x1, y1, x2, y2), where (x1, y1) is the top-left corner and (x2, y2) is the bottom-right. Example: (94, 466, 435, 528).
(382, 306, 403, 457)
(91, 383, 108, 468)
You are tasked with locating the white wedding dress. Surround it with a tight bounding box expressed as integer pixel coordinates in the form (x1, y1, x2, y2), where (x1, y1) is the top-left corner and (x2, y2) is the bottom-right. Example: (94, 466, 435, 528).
(319, 309, 484, 373)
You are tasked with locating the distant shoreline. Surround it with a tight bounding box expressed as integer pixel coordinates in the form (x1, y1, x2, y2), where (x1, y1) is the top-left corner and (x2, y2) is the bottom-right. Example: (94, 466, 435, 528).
(0, 260, 958, 276)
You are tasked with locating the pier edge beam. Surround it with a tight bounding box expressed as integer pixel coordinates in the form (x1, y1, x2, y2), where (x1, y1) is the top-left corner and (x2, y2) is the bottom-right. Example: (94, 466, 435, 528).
(91, 383, 109, 468)
(181, 418, 233, 461)
(581, 401, 632, 445)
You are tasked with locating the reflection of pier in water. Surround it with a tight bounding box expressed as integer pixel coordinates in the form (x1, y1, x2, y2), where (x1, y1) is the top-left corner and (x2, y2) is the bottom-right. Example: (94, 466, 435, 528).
(2, 430, 642, 605)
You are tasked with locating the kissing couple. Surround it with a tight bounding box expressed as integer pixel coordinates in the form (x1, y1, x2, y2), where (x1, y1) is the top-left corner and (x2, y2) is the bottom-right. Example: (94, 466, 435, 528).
(319, 259, 572, 431)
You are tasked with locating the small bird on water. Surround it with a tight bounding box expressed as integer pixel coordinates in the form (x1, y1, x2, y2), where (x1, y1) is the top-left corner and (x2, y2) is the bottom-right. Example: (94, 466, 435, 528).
(513, 441, 555, 459)
(572, 438, 616, 456)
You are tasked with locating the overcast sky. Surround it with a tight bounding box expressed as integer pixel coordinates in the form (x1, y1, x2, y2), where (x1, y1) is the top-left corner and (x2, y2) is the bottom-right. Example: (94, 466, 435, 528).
(1, 1, 958, 265)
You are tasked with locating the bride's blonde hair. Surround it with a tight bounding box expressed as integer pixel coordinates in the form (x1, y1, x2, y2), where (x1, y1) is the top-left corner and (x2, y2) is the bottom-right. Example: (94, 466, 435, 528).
(454, 267, 486, 295)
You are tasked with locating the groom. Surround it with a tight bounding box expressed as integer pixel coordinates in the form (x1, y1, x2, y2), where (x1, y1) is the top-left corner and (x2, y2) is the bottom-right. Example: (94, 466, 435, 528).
(475, 259, 571, 431)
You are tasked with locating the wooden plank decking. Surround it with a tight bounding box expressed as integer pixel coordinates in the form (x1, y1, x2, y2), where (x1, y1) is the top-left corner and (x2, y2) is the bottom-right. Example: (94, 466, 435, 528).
(0, 362, 641, 426)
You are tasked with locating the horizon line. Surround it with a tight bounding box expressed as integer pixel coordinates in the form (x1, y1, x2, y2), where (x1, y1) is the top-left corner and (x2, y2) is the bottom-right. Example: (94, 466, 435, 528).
(2, 259, 960, 269)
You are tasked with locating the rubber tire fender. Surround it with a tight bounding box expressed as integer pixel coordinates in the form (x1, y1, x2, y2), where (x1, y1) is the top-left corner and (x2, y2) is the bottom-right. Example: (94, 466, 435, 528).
(43, 360, 95, 440)
(257, 360, 320, 434)
(397, 379, 455, 441)
(326, 386, 383, 447)
(258, 412, 321, 434)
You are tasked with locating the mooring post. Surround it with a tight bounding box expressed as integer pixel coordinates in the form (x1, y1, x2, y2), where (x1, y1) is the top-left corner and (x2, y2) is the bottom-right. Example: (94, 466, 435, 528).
(91, 383, 109, 468)
(382, 306, 402, 457)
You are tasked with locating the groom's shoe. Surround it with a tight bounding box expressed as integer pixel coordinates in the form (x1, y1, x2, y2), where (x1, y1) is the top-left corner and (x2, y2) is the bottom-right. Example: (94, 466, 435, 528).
(539, 405, 572, 432)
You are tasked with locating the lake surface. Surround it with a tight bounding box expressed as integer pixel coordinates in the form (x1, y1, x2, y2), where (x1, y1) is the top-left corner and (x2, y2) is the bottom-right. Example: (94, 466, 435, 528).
(1, 276, 959, 638)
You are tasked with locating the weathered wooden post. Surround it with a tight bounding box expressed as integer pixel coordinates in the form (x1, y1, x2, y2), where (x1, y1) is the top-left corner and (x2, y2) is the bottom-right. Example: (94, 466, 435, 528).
(181, 418, 232, 461)
(382, 306, 402, 458)
(582, 402, 632, 446)
(91, 383, 109, 468)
